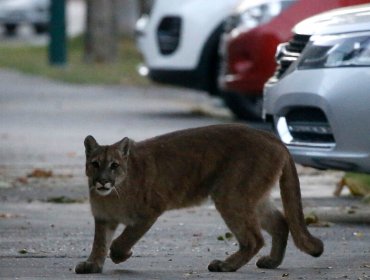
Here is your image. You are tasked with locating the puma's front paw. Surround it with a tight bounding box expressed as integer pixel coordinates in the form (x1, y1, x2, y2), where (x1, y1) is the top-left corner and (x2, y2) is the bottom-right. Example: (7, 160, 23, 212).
(208, 259, 236, 272)
(75, 261, 102, 274)
(256, 255, 282, 269)
(109, 247, 133, 264)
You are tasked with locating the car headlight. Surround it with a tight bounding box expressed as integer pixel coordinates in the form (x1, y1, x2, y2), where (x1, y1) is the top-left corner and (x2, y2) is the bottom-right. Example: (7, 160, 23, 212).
(298, 32, 370, 69)
(225, 0, 295, 33)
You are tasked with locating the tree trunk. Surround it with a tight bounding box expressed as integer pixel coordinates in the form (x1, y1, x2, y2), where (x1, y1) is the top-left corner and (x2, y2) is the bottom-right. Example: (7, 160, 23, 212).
(84, 0, 119, 63)
(116, 0, 139, 37)
(138, 0, 152, 15)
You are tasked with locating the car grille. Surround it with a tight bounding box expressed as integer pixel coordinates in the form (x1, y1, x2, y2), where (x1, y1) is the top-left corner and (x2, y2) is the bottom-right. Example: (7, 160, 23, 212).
(277, 107, 335, 149)
(273, 33, 311, 80)
(157, 16, 181, 55)
(223, 14, 240, 33)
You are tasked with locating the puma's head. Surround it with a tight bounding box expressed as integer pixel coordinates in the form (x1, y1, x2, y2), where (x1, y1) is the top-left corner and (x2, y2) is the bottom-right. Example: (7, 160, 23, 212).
(84, 135, 132, 197)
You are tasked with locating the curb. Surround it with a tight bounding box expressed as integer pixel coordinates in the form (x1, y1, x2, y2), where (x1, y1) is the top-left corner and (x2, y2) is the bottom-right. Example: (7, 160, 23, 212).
(305, 206, 370, 224)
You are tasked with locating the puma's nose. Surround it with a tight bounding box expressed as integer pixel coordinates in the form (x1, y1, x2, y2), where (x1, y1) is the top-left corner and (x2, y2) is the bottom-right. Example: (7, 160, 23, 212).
(97, 178, 109, 186)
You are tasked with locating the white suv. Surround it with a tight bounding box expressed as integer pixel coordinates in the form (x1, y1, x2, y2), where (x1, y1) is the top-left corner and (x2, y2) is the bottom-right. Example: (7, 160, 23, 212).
(136, 0, 240, 96)
(0, 0, 49, 35)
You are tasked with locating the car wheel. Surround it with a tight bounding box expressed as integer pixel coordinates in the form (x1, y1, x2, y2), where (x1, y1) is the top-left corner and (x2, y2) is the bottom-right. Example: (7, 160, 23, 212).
(221, 91, 263, 121)
(4, 24, 17, 36)
(33, 23, 48, 34)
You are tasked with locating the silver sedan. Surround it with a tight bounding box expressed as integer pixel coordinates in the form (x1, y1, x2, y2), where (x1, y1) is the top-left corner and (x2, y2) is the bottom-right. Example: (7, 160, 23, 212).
(263, 4, 370, 173)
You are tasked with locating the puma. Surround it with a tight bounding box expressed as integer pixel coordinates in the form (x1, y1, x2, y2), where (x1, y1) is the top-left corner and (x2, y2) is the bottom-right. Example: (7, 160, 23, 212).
(75, 124, 323, 274)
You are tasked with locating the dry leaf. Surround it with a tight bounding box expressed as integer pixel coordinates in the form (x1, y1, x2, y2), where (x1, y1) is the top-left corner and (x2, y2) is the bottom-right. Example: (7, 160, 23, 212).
(16, 177, 28, 184)
(305, 212, 319, 225)
(46, 196, 84, 204)
(27, 169, 53, 178)
(353, 231, 364, 238)
(0, 213, 19, 219)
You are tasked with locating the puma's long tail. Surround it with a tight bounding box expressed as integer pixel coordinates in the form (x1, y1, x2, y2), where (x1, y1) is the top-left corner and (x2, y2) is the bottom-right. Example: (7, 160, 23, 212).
(279, 154, 324, 257)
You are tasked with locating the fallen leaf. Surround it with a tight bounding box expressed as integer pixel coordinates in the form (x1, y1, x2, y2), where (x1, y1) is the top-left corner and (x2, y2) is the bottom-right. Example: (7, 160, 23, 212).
(0, 213, 19, 219)
(18, 249, 28, 254)
(282, 272, 289, 277)
(338, 173, 370, 197)
(27, 169, 53, 178)
(347, 209, 356, 214)
(225, 232, 233, 239)
(353, 231, 364, 238)
(217, 232, 234, 241)
(46, 196, 83, 204)
(305, 212, 319, 225)
(16, 177, 28, 184)
(190, 107, 209, 117)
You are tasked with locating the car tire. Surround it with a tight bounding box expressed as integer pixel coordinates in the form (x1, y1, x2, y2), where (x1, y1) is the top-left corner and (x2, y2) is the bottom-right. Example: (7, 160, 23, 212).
(221, 91, 263, 121)
(33, 23, 48, 34)
(4, 24, 17, 36)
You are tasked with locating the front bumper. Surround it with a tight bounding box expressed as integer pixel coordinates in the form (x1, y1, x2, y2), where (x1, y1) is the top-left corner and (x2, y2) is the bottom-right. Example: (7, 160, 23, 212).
(137, 63, 207, 92)
(263, 67, 370, 173)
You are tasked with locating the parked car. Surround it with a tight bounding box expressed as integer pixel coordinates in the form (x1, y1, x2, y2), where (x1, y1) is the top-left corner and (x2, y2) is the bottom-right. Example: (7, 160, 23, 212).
(263, 4, 370, 173)
(0, 0, 49, 36)
(219, 0, 369, 120)
(135, 0, 241, 96)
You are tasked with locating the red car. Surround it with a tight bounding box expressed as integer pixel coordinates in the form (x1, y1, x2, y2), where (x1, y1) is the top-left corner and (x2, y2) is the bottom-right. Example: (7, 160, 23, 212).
(219, 0, 369, 120)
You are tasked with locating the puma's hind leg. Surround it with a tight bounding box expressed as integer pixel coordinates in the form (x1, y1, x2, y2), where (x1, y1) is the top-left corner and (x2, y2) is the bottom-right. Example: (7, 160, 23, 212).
(256, 199, 289, 269)
(208, 203, 264, 272)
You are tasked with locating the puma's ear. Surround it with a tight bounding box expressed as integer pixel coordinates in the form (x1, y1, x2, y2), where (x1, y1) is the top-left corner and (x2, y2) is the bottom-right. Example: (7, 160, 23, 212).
(84, 135, 99, 157)
(116, 137, 132, 156)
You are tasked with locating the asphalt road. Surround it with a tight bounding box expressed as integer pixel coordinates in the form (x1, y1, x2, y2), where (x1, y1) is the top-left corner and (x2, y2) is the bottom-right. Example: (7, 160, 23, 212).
(0, 68, 236, 203)
(0, 70, 369, 279)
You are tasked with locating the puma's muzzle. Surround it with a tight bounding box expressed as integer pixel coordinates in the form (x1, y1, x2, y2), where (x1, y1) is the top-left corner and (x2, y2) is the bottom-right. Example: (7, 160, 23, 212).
(94, 182, 114, 196)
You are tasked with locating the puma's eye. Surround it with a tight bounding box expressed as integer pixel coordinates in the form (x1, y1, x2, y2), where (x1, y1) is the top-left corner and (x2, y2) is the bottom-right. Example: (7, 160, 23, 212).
(110, 162, 120, 170)
(91, 160, 100, 168)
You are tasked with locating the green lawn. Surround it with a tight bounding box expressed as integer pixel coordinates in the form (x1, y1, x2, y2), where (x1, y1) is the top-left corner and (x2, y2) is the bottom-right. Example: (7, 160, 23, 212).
(0, 36, 149, 86)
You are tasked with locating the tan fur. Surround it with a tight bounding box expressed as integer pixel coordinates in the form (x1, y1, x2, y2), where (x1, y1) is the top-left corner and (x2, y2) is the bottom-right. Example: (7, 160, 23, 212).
(75, 124, 323, 274)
